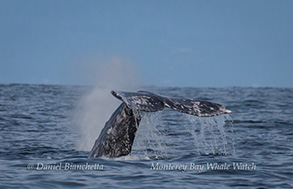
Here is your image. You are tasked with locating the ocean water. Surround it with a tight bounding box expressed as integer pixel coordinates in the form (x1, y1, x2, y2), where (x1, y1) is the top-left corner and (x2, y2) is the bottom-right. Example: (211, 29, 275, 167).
(0, 84, 292, 188)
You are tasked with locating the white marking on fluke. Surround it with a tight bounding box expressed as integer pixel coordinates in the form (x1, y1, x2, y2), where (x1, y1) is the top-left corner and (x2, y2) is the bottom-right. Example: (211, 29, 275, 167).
(89, 90, 233, 158)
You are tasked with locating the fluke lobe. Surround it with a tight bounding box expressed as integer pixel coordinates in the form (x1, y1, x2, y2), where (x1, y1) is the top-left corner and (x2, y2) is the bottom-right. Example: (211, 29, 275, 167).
(89, 90, 231, 158)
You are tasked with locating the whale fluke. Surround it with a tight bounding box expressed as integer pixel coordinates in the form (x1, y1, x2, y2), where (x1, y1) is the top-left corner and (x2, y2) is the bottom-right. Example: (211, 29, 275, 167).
(111, 90, 231, 117)
(89, 90, 231, 158)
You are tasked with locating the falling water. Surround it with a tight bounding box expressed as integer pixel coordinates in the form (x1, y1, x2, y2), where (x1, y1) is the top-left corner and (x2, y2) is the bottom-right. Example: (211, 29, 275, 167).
(132, 111, 167, 159)
(184, 114, 235, 155)
(185, 114, 235, 155)
(132, 110, 235, 158)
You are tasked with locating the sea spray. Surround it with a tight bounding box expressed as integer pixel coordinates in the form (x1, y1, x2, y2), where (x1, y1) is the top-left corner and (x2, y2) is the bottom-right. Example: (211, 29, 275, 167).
(76, 58, 143, 151)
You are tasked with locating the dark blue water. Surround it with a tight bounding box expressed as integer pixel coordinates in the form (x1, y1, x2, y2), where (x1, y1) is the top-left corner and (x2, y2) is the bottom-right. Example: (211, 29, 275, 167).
(0, 84, 292, 188)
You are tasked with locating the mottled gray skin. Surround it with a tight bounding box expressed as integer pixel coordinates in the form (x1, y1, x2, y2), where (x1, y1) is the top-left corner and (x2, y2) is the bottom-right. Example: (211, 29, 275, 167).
(89, 90, 231, 158)
(89, 103, 141, 158)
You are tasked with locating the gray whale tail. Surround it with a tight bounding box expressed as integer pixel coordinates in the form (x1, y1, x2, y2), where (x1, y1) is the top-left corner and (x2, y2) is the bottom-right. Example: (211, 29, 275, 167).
(89, 90, 231, 158)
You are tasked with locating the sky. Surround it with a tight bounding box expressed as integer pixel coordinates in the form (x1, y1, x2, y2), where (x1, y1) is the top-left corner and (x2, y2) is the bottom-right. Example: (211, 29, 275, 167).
(0, 0, 292, 88)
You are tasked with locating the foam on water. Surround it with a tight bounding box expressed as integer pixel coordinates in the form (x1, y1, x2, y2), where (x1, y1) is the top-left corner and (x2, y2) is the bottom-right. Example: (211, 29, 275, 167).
(113, 155, 151, 161)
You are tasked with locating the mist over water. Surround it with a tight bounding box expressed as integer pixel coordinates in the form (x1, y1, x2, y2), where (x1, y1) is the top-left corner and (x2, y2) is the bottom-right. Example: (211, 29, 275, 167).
(76, 59, 235, 156)
(76, 59, 143, 151)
